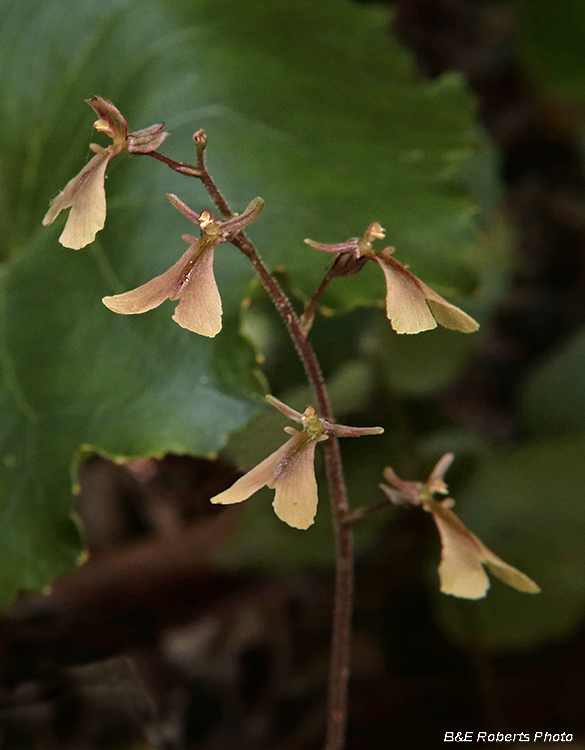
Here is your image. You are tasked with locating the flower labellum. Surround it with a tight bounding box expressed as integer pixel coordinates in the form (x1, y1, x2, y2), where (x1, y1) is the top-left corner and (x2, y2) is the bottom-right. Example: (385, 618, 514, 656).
(380, 454, 540, 599)
(305, 223, 479, 335)
(211, 426, 327, 530)
(103, 233, 222, 337)
(210, 396, 383, 529)
(372, 248, 479, 334)
(102, 197, 264, 337)
(42, 96, 169, 249)
(42, 144, 117, 250)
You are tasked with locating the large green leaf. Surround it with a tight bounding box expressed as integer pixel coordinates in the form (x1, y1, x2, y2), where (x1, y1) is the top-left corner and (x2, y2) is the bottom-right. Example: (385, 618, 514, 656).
(0, 238, 264, 606)
(0, 0, 478, 603)
(522, 326, 585, 437)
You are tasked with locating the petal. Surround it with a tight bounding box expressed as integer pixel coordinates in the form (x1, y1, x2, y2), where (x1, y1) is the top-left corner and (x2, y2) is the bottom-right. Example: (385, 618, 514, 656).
(102, 242, 199, 315)
(167, 194, 201, 225)
(43, 146, 112, 250)
(373, 252, 479, 334)
(421, 283, 480, 333)
(87, 96, 128, 136)
(381, 466, 423, 502)
(271, 436, 319, 529)
(482, 548, 541, 594)
(373, 255, 437, 334)
(265, 395, 305, 423)
(426, 453, 454, 495)
(322, 420, 384, 438)
(430, 499, 540, 598)
(127, 123, 170, 153)
(304, 237, 361, 255)
(430, 500, 491, 599)
(220, 197, 265, 234)
(210, 433, 306, 506)
(172, 244, 222, 337)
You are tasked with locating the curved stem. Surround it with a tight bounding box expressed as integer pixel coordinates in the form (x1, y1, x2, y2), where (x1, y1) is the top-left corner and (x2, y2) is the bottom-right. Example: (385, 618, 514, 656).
(232, 231, 353, 750)
(299, 265, 337, 337)
(146, 151, 200, 177)
(151, 144, 354, 750)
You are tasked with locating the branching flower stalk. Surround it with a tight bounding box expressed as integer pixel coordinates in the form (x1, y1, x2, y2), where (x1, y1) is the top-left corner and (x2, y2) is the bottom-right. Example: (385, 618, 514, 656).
(43, 98, 512, 750)
(145, 135, 355, 750)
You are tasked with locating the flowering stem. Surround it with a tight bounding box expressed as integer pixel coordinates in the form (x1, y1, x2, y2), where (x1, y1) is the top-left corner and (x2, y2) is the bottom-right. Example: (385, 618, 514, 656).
(193, 130, 232, 219)
(343, 499, 393, 525)
(146, 151, 201, 177)
(299, 265, 337, 336)
(232, 230, 353, 750)
(156, 140, 354, 750)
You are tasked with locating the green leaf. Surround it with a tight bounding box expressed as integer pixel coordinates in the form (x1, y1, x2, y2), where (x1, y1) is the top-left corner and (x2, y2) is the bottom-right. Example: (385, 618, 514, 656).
(0, 0, 478, 602)
(363, 316, 477, 397)
(522, 326, 585, 437)
(0, 238, 264, 607)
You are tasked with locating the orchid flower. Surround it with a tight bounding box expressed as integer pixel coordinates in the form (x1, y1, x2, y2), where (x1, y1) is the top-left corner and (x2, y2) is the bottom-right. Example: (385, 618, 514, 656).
(102, 196, 264, 337)
(43, 96, 169, 249)
(210, 395, 384, 529)
(305, 223, 479, 335)
(380, 454, 540, 599)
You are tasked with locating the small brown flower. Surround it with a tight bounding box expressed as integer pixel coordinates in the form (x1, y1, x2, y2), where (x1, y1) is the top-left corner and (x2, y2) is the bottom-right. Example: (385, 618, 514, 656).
(210, 396, 383, 529)
(42, 97, 169, 249)
(380, 454, 540, 599)
(305, 223, 479, 334)
(102, 197, 264, 337)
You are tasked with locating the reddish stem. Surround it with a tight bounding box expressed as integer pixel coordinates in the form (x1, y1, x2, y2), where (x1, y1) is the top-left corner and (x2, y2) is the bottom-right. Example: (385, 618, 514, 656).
(232, 231, 353, 750)
(299, 266, 337, 336)
(152, 144, 354, 750)
(146, 150, 200, 177)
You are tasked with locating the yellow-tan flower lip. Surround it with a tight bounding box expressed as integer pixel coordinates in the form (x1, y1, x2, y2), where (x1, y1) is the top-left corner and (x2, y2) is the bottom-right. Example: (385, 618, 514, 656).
(42, 96, 170, 249)
(42, 143, 121, 250)
(380, 454, 540, 600)
(209, 396, 383, 529)
(102, 197, 264, 337)
(305, 224, 479, 335)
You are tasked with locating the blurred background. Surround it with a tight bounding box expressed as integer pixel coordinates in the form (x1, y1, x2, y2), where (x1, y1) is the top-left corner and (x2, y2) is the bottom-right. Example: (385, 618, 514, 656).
(2, 0, 585, 747)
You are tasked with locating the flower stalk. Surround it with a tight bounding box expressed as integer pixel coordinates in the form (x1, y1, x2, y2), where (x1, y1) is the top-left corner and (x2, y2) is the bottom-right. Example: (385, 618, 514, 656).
(175, 134, 357, 750)
(42, 97, 490, 750)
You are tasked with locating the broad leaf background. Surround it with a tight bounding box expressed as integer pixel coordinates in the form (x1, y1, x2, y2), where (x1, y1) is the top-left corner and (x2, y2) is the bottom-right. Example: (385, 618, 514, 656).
(0, 0, 477, 606)
(2, 0, 585, 660)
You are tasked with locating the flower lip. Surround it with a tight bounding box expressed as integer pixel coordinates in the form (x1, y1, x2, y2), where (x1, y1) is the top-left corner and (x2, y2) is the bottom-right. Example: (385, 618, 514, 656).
(209, 396, 384, 529)
(305, 224, 479, 335)
(102, 233, 223, 337)
(380, 455, 540, 599)
(42, 143, 119, 249)
(372, 249, 479, 334)
(102, 195, 264, 335)
(43, 96, 170, 248)
(210, 429, 323, 529)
